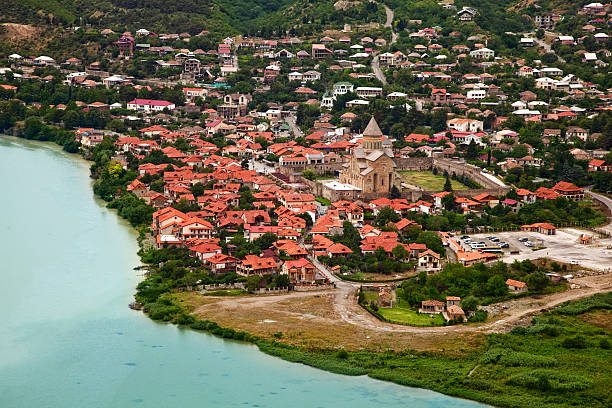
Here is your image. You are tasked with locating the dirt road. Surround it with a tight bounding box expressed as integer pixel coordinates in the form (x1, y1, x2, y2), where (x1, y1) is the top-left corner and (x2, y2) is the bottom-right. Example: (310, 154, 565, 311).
(312, 255, 612, 334)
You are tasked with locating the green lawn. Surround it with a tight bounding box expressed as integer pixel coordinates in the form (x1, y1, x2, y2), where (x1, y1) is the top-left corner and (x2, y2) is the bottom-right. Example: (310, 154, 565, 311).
(399, 171, 468, 191)
(378, 307, 446, 326)
(367, 288, 446, 326)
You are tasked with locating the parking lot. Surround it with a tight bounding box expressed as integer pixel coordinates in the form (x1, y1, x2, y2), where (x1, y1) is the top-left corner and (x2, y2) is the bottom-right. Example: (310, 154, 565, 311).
(461, 229, 612, 272)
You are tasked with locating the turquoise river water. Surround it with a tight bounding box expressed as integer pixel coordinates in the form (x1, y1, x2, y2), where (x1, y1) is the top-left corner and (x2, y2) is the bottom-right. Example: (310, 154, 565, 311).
(0, 136, 489, 408)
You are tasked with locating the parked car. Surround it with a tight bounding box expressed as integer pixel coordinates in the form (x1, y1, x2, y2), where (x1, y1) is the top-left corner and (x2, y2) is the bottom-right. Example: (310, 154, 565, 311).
(490, 237, 500, 243)
(524, 241, 533, 247)
(518, 237, 529, 242)
(499, 242, 509, 248)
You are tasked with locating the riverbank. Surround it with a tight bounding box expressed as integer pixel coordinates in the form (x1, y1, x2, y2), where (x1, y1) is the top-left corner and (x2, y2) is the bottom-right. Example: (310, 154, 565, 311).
(4, 134, 609, 408)
(179, 292, 612, 408)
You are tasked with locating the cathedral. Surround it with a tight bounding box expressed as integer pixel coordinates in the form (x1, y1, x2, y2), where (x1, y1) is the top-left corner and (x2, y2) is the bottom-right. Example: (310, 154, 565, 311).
(339, 117, 397, 194)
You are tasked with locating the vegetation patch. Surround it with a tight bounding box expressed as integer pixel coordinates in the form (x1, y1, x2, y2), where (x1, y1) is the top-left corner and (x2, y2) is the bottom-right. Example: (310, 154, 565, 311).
(400, 171, 469, 191)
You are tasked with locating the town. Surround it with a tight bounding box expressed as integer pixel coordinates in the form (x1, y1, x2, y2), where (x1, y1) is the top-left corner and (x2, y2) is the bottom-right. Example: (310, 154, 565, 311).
(1, 1, 612, 406)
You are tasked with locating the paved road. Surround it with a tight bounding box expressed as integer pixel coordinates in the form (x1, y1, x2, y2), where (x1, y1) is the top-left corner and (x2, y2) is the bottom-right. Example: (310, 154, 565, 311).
(371, 55, 387, 85)
(532, 36, 566, 64)
(586, 189, 612, 234)
(383, 5, 398, 44)
(285, 115, 303, 138)
(370, 4, 397, 85)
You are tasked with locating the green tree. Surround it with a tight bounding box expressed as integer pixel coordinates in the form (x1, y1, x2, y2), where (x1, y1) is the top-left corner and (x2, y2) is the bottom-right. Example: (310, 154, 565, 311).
(461, 295, 478, 312)
(375, 206, 400, 227)
(486, 275, 508, 297)
(443, 176, 453, 192)
(416, 231, 445, 256)
(526, 271, 550, 291)
(391, 244, 409, 261)
(302, 169, 316, 180)
(442, 192, 455, 211)
(390, 185, 401, 199)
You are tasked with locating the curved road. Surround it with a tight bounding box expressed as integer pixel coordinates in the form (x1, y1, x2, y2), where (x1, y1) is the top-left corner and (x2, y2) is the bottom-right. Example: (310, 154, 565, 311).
(371, 4, 397, 85)
(587, 188, 612, 234)
(311, 254, 612, 334)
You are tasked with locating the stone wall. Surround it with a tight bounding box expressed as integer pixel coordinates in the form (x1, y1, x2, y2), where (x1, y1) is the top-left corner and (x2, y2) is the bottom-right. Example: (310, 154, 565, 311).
(432, 158, 507, 191)
(394, 157, 434, 171)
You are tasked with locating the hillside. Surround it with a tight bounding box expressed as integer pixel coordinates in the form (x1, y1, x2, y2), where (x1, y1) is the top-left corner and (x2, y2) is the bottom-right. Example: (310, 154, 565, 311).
(0, 0, 300, 35)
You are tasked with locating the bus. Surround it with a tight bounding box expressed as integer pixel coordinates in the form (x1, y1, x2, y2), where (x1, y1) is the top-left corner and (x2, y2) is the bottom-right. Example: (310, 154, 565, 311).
(479, 246, 503, 253)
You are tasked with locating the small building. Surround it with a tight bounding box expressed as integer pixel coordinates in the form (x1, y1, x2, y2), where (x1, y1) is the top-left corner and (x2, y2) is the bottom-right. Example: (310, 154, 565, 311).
(446, 296, 461, 307)
(506, 279, 527, 293)
(282, 258, 318, 283)
(446, 305, 466, 322)
(420, 300, 445, 314)
(520, 223, 557, 235)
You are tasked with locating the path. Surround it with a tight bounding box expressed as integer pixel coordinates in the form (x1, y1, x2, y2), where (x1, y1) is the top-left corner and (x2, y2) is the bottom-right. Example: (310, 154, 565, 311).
(532, 36, 566, 64)
(370, 4, 397, 85)
(310, 253, 612, 334)
(285, 115, 303, 138)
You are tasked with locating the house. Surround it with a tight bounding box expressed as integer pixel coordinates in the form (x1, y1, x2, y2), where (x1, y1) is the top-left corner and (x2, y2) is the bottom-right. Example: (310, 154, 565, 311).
(506, 279, 528, 293)
(237, 255, 278, 276)
(127, 99, 175, 112)
(446, 305, 466, 321)
(312, 44, 333, 59)
(204, 253, 239, 274)
(446, 296, 461, 307)
(417, 249, 441, 272)
(446, 118, 483, 132)
(456, 251, 498, 266)
(469, 48, 494, 60)
(218, 93, 251, 119)
(281, 258, 318, 283)
(521, 223, 557, 235)
(552, 181, 584, 200)
(566, 127, 589, 141)
(420, 300, 445, 314)
(588, 159, 611, 172)
(457, 7, 477, 22)
(579, 234, 593, 245)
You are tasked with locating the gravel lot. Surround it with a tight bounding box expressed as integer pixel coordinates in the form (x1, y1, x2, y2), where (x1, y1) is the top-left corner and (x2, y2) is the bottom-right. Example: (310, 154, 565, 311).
(466, 229, 612, 272)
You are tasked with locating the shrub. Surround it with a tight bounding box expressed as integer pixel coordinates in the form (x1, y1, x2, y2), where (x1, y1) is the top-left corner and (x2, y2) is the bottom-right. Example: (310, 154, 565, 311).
(468, 310, 488, 322)
(175, 313, 195, 325)
(506, 370, 592, 392)
(554, 293, 612, 315)
(144, 302, 182, 321)
(600, 338, 611, 349)
(336, 349, 349, 359)
(561, 335, 587, 349)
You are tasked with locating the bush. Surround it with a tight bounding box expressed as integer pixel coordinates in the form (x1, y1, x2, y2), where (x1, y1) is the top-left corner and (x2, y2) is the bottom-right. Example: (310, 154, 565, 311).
(468, 310, 488, 322)
(175, 313, 195, 325)
(336, 349, 349, 359)
(144, 301, 182, 321)
(554, 293, 612, 316)
(600, 338, 611, 349)
(561, 335, 587, 349)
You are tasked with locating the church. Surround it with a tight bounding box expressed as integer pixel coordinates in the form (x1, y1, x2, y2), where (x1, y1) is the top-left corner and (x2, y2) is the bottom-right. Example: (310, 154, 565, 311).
(339, 117, 397, 194)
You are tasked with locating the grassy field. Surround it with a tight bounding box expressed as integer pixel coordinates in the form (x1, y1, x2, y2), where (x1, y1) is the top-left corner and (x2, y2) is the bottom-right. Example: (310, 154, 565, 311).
(400, 171, 468, 191)
(251, 293, 612, 408)
(379, 307, 446, 326)
(374, 288, 445, 326)
(177, 292, 612, 408)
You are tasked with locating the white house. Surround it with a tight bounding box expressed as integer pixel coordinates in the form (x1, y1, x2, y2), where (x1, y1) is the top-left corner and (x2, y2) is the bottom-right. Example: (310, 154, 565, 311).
(469, 48, 494, 60)
(127, 99, 176, 112)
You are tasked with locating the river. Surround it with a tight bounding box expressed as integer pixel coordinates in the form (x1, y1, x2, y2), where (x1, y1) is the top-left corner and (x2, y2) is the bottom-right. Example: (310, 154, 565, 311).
(0, 136, 488, 408)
